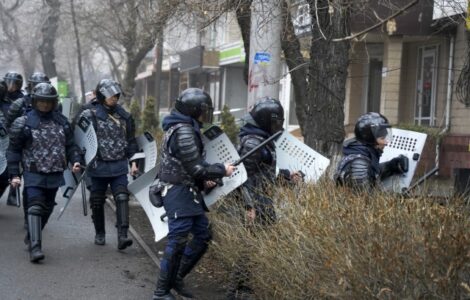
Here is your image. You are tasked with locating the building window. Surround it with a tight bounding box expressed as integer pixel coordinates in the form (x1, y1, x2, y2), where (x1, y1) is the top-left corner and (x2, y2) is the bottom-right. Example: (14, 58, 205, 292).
(415, 45, 439, 126)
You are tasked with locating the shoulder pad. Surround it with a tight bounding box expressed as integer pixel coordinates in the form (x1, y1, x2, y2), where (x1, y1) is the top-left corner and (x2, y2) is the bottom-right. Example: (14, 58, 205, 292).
(11, 115, 27, 132)
(116, 105, 130, 119)
(53, 112, 68, 125)
(349, 157, 371, 181)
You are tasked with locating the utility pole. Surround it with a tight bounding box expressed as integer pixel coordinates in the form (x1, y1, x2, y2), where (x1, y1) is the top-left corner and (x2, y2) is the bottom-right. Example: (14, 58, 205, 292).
(154, 32, 163, 119)
(247, 0, 282, 106)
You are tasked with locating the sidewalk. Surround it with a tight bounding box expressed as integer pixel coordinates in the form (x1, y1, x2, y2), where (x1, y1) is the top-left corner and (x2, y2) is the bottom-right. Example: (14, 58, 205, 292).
(0, 189, 156, 300)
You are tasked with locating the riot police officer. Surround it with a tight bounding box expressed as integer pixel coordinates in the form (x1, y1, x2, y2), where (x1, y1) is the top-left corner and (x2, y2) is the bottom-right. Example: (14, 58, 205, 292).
(226, 97, 301, 298)
(79, 79, 138, 250)
(6, 72, 50, 128)
(0, 80, 9, 199)
(335, 112, 409, 191)
(152, 88, 235, 300)
(7, 83, 82, 263)
(2, 71, 24, 206)
(6, 72, 51, 221)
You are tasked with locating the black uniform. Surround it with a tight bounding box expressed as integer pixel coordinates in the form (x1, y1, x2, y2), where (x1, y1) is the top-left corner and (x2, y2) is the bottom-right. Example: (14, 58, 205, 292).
(7, 83, 82, 263)
(153, 88, 227, 300)
(227, 98, 291, 298)
(334, 112, 408, 192)
(80, 79, 138, 250)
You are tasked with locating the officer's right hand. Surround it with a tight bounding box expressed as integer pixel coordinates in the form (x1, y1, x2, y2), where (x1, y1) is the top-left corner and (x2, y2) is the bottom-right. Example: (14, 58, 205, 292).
(10, 176, 21, 188)
(391, 154, 409, 174)
(225, 164, 235, 177)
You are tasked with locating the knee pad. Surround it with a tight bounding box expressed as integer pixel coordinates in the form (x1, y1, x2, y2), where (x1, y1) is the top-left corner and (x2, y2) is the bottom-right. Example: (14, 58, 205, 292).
(114, 185, 128, 196)
(27, 196, 46, 210)
(27, 205, 44, 216)
(114, 192, 129, 203)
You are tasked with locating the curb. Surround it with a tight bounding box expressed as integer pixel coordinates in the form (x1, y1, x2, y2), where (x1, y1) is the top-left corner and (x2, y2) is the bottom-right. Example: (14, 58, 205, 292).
(105, 198, 161, 267)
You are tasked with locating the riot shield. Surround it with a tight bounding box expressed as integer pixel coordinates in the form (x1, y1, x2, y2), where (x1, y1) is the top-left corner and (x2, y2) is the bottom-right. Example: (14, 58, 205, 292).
(61, 97, 73, 120)
(0, 126, 8, 175)
(380, 128, 427, 193)
(127, 166, 168, 242)
(128, 132, 157, 183)
(202, 125, 247, 208)
(136, 132, 157, 172)
(274, 131, 330, 182)
(58, 116, 98, 219)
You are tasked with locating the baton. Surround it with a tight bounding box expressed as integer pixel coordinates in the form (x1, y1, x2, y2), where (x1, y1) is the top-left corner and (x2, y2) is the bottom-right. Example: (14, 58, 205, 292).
(403, 166, 439, 195)
(232, 130, 283, 166)
(81, 179, 87, 216)
(15, 186, 20, 207)
(57, 166, 90, 220)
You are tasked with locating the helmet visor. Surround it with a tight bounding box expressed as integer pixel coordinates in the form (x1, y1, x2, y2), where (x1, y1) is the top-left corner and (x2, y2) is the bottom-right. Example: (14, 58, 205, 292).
(372, 124, 392, 143)
(99, 83, 122, 99)
(200, 105, 214, 124)
(5, 79, 20, 91)
(271, 114, 284, 134)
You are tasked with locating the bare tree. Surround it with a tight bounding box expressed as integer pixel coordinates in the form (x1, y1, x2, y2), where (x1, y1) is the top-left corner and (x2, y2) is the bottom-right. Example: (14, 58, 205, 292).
(78, 0, 179, 105)
(39, 0, 60, 78)
(0, 0, 40, 76)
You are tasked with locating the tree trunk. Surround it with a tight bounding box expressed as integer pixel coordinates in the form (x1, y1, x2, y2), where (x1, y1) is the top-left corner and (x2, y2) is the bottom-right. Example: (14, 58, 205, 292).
(154, 32, 164, 118)
(280, 0, 308, 130)
(70, 0, 85, 103)
(234, 0, 252, 85)
(304, 0, 350, 162)
(39, 0, 60, 78)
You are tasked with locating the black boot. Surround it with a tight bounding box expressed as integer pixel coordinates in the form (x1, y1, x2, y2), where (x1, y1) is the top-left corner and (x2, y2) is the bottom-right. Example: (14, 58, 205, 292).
(115, 194, 132, 250)
(153, 239, 186, 300)
(27, 206, 45, 263)
(153, 270, 176, 300)
(172, 240, 209, 298)
(91, 204, 106, 245)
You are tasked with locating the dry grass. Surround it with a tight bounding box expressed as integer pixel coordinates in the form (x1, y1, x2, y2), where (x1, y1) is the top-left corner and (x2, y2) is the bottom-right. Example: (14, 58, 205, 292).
(210, 180, 470, 299)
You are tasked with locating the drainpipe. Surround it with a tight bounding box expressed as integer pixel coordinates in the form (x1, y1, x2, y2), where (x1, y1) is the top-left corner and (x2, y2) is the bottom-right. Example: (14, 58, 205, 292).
(435, 35, 455, 172)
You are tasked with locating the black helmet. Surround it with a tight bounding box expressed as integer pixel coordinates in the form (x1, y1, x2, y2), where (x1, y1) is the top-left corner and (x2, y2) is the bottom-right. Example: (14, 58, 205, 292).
(4, 71, 23, 91)
(27, 72, 50, 93)
(250, 97, 284, 134)
(175, 88, 214, 123)
(0, 80, 6, 101)
(95, 79, 121, 103)
(354, 112, 391, 145)
(32, 82, 58, 111)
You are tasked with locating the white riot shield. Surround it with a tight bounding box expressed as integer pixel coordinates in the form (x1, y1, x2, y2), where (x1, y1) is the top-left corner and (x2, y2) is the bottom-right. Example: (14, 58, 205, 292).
(127, 166, 169, 242)
(202, 125, 247, 208)
(0, 126, 9, 174)
(61, 97, 73, 120)
(274, 131, 330, 182)
(136, 132, 158, 172)
(74, 116, 98, 164)
(128, 132, 158, 183)
(380, 128, 427, 193)
(58, 116, 98, 218)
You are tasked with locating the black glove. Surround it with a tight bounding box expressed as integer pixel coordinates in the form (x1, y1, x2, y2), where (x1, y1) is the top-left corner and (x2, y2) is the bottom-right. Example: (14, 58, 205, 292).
(390, 154, 409, 174)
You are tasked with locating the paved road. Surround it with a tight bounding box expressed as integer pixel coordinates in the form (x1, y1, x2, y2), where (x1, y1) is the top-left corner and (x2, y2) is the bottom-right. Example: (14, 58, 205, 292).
(0, 188, 157, 300)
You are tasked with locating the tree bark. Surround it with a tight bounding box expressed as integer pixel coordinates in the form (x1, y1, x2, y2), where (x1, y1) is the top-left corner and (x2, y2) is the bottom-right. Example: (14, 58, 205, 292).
(39, 0, 60, 78)
(234, 0, 252, 85)
(70, 0, 85, 103)
(280, 0, 308, 130)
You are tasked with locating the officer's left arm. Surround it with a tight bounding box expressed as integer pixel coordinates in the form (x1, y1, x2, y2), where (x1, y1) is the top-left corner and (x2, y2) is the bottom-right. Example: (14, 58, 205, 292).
(6, 117, 27, 178)
(64, 121, 84, 166)
(125, 116, 139, 161)
(380, 154, 409, 180)
(173, 126, 226, 181)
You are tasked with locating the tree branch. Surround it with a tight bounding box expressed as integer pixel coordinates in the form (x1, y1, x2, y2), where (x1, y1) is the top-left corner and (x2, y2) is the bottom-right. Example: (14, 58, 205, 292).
(332, 0, 419, 42)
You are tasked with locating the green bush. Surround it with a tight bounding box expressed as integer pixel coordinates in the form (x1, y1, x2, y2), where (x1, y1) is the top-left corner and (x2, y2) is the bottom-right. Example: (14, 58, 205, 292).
(142, 96, 159, 133)
(129, 99, 142, 134)
(220, 105, 239, 144)
(210, 181, 470, 299)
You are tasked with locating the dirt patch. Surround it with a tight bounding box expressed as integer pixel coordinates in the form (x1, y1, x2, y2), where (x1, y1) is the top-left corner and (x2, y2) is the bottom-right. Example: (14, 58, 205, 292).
(129, 201, 230, 299)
